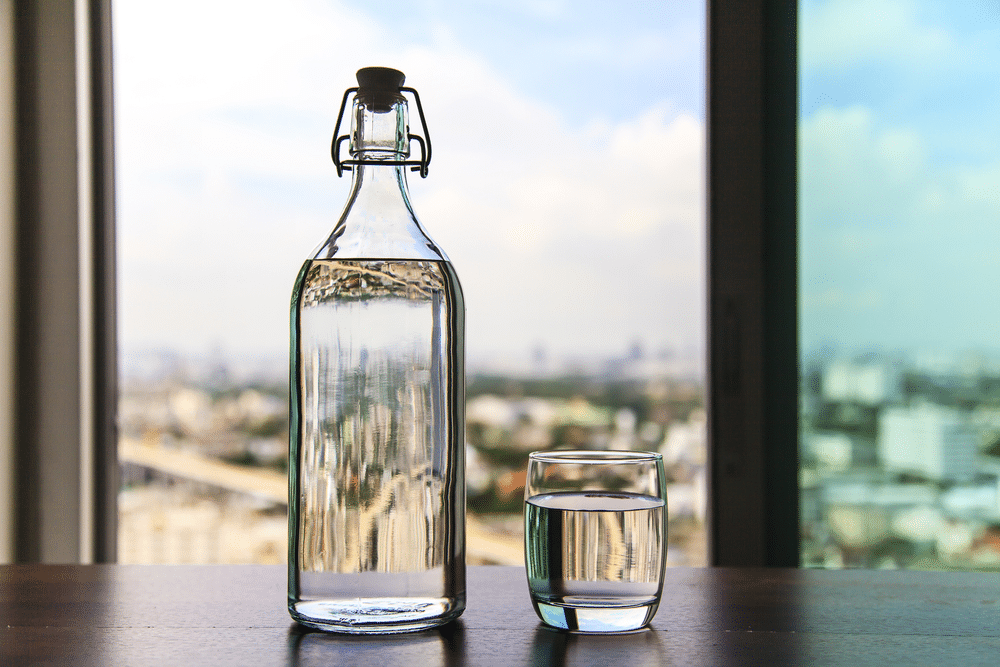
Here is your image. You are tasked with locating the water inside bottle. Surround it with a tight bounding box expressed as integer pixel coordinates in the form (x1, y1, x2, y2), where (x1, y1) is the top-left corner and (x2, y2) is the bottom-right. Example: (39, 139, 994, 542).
(289, 258, 465, 633)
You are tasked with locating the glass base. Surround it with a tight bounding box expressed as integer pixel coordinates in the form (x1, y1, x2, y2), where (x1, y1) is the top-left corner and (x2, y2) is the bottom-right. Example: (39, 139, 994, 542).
(290, 597, 463, 634)
(531, 599, 658, 633)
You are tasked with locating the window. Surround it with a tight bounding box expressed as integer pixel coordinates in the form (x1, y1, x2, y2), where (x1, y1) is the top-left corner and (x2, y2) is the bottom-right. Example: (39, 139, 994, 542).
(3, 0, 830, 569)
(799, 0, 1000, 569)
(114, 1, 709, 565)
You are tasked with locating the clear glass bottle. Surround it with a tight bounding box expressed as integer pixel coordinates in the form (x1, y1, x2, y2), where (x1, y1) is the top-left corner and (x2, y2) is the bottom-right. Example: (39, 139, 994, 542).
(288, 67, 466, 634)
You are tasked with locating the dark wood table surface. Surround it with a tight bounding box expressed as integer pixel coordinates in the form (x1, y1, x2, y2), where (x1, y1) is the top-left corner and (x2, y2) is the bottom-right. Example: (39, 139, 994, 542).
(2, 564, 999, 666)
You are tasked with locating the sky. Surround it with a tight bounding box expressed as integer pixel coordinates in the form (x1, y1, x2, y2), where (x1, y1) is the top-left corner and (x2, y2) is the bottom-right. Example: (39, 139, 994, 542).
(113, 0, 706, 375)
(799, 0, 1000, 362)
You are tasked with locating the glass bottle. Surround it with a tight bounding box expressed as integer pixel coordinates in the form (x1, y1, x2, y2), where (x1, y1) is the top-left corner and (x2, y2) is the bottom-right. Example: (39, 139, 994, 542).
(288, 67, 466, 634)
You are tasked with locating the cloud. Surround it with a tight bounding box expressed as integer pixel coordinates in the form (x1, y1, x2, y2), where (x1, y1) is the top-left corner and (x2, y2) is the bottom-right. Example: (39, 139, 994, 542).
(957, 164, 1000, 207)
(115, 0, 705, 364)
(799, 102, 1000, 353)
(799, 106, 928, 228)
(800, 0, 951, 69)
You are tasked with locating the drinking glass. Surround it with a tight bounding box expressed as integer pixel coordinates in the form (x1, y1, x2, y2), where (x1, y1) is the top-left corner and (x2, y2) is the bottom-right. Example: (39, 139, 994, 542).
(524, 450, 667, 633)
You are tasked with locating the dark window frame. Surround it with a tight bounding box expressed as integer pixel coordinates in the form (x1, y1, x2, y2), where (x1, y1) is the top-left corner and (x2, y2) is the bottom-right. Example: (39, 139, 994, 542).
(10, 0, 117, 563)
(707, 0, 799, 566)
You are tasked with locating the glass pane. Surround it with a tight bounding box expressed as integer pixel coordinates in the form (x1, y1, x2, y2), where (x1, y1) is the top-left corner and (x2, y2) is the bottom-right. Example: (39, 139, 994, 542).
(799, 0, 1000, 569)
(115, 1, 707, 565)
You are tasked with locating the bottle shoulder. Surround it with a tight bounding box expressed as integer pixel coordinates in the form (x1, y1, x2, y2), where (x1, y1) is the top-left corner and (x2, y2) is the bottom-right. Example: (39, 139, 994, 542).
(314, 164, 448, 261)
(311, 209, 449, 263)
(311, 226, 449, 262)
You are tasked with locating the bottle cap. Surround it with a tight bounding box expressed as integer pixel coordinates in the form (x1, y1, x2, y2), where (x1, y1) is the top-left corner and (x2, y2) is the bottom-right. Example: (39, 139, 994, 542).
(356, 67, 406, 112)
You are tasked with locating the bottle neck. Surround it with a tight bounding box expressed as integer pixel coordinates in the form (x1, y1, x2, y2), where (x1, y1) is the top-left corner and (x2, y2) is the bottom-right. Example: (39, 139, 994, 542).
(346, 162, 413, 215)
(351, 93, 409, 160)
(346, 93, 413, 206)
(313, 97, 444, 261)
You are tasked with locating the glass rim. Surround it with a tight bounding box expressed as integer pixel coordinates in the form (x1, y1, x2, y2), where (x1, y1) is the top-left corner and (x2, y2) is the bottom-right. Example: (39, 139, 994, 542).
(527, 449, 662, 464)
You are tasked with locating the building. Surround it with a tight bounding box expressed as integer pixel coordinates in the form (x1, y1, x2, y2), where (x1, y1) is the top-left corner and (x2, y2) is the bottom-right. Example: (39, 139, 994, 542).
(879, 403, 979, 481)
(823, 358, 903, 406)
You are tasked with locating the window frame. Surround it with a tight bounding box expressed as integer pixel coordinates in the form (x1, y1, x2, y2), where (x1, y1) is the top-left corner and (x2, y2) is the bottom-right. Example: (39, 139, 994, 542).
(707, 0, 800, 566)
(5, 0, 117, 563)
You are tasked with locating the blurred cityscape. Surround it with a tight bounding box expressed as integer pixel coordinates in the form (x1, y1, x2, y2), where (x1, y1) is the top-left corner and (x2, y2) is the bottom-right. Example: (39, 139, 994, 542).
(125, 343, 1000, 571)
(118, 345, 707, 567)
(802, 349, 1000, 570)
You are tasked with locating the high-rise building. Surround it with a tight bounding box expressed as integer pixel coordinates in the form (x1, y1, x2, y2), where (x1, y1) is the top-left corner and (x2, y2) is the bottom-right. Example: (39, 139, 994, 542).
(823, 358, 902, 406)
(879, 403, 979, 481)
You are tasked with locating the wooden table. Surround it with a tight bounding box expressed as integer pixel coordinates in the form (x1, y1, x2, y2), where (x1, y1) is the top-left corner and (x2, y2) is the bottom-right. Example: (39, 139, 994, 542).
(2, 565, 999, 666)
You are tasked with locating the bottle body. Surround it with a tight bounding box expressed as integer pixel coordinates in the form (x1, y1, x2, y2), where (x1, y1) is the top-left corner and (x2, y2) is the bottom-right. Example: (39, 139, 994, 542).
(288, 256, 466, 635)
(289, 68, 465, 633)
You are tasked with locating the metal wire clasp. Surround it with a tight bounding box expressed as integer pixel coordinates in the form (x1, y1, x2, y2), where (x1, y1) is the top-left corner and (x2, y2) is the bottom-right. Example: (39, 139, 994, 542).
(330, 86, 432, 178)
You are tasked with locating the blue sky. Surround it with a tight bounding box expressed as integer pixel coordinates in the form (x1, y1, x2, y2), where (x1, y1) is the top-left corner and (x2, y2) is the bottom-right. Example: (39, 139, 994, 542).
(116, 0, 1000, 374)
(371, 1, 705, 121)
(799, 0, 1000, 360)
(114, 0, 706, 374)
